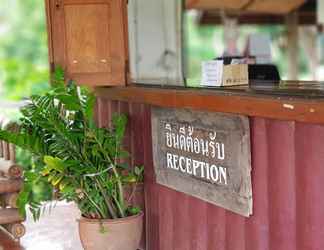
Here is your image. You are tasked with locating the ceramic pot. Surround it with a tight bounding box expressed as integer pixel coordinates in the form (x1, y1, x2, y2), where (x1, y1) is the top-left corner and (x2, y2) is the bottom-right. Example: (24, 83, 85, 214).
(124, 183, 145, 250)
(124, 183, 145, 209)
(78, 211, 144, 250)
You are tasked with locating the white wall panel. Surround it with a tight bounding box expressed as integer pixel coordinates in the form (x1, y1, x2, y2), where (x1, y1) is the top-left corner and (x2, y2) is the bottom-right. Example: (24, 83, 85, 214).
(128, 0, 185, 85)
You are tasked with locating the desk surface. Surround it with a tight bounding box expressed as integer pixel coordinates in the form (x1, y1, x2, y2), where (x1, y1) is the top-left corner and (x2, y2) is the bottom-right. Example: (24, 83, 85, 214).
(202, 81, 324, 99)
(95, 81, 324, 125)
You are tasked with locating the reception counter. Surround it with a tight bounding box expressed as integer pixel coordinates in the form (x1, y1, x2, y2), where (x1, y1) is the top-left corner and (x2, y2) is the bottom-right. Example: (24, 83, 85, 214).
(95, 82, 324, 250)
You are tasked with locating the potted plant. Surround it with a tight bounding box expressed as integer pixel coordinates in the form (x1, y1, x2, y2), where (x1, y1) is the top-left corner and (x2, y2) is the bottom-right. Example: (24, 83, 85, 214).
(0, 69, 144, 250)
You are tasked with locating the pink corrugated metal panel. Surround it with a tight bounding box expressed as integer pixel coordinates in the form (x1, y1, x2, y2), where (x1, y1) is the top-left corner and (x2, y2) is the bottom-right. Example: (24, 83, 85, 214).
(295, 123, 324, 250)
(267, 120, 297, 250)
(96, 99, 324, 250)
(247, 118, 269, 250)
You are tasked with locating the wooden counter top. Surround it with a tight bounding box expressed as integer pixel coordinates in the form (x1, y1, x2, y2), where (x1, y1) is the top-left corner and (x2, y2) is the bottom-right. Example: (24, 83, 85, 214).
(95, 82, 324, 125)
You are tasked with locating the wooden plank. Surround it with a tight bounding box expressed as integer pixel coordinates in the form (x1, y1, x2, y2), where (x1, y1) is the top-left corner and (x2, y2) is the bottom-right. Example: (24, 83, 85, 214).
(0, 179, 23, 194)
(96, 86, 324, 125)
(2, 223, 26, 239)
(1, 193, 19, 208)
(0, 209, 24, 225)
(186, 0, 305, 13)
(0, 161, 22, 179)
(198, 10, 316, 26)
(247, 0, 306, 14)
(186, 0, 250, 10)
(0, 230, 23, 250)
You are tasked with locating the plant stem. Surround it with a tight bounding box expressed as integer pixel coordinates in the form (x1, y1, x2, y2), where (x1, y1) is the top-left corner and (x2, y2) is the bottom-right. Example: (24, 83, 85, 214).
(93, 135, 126, 217)
(114, 142, 125, 217)
(95, 178, 118, 219)
(82, 189, 107, 219)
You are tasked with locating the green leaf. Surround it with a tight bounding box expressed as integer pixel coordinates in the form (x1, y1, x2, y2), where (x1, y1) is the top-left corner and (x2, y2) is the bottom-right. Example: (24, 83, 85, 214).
(52, 66, 65, 87)
(84, 93, 96, 121)
(43, 156, 65, 173)
(56, 94, 81, 110)
(127, 206, 141, 216)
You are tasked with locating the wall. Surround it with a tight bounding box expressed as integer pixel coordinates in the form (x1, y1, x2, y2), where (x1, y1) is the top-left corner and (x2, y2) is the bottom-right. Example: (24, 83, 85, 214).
(96, 97, 324, 250)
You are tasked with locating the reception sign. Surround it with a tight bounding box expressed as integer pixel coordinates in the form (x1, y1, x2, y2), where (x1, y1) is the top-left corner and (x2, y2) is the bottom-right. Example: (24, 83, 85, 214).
(151, 107, 252, 217)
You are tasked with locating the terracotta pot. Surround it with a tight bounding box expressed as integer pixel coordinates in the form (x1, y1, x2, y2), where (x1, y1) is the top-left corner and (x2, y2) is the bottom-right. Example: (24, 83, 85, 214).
(124, 183, 145, 250)
(78, 212, 144, 250)
(124, 183, 145, 209)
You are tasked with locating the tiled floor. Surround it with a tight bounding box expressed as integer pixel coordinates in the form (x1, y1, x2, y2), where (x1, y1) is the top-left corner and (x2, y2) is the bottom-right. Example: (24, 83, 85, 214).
(0, 202, 83, 250)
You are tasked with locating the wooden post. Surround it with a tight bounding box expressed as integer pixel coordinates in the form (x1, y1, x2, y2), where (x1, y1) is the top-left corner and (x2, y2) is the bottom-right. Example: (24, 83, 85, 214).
(0, 209, 24, 225)
(9, 144, 15, 162)
(286, 11, 299, 80)
(1, 193, 19, 208)
(221, 12, 239, 56)
(0, 140, 3, 158)
(0, 178, 23, 194)
(2, 223, 26, 239)
(0, 161, 23, 179)
(2, 141, 10, 161)
(300, 26, 318, 80)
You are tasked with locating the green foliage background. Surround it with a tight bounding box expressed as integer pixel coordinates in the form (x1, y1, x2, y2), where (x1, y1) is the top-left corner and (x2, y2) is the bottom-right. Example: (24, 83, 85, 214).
(0, 1, 51, 204)
(185, 11, 311, 86)
(0, 0, 50, 100)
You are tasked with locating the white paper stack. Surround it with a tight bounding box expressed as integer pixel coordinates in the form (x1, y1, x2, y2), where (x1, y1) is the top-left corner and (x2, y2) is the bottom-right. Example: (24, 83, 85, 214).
(201, 60, 224, 87)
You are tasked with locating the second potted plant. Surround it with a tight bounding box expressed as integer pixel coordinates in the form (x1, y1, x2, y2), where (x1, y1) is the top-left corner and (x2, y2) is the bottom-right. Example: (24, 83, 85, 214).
(0, 70, 144, 250)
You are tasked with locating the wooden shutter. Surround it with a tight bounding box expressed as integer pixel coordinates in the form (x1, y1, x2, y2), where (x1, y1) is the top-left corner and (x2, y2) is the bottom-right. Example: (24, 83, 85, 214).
(46, 0, 128, 86)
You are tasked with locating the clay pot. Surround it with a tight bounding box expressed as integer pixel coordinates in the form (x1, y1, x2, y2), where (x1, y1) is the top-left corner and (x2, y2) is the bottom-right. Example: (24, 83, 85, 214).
(78, 212, 144, 250)
(124, 183, 145, 250)
(124, 183, 145, 210)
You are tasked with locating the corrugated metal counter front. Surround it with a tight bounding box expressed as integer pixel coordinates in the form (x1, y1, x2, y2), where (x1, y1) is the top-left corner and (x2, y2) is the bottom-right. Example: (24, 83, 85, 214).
(95, 83, 324, 250)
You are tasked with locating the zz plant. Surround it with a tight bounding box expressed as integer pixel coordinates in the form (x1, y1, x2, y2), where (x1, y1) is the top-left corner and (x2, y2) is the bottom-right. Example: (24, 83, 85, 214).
(0, 69, 143, 221)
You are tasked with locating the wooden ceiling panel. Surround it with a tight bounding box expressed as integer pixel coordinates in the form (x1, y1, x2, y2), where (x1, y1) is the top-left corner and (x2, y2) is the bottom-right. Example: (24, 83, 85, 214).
(186, 0, 307, 14)
(186, 0, 250, 10)
(247, 0, 306, 14)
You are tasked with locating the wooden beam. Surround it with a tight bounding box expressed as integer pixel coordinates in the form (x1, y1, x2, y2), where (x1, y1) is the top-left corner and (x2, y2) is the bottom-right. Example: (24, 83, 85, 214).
(95, 85, 324, 125)
(246, 0, 306, 14)
(198, 11, 316, 25)
(0, 179, 22, 194)
(186, 0, 306, 14)
(186, 0, 250, 10)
